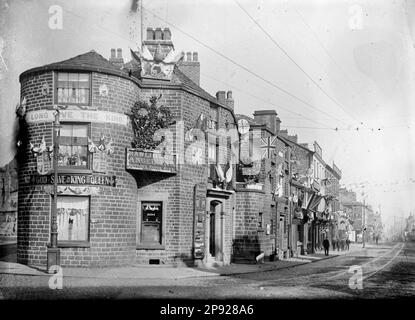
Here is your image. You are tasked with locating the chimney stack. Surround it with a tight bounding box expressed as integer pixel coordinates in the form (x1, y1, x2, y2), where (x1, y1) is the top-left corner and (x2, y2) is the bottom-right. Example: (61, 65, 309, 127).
(253, 110, 277, 135)
(216, 91, 226, 104)
(177, 50, 201, 85)
(225, 91, 234, 110)
(276, 117, 281, 134)
(143, 27, 174, 62)
(109, 48, 124, 69)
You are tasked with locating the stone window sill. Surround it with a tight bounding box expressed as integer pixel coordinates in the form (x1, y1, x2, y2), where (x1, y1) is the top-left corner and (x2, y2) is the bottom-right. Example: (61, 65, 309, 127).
(57, 241, 90, 248)
(136, 244, 165, 250)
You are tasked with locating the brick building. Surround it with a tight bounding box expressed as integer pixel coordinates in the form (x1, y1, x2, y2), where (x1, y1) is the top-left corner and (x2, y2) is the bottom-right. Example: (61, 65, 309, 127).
(281, 135, 315, 255)
(233, 111, 291, 261)
(17, 28, 239, 268)
(0, 157, 18, 244)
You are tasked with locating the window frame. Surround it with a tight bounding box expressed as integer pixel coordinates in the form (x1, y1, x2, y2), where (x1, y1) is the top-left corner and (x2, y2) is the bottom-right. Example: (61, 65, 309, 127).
(57, 122, 92, 173)
(55, 195, 91, 248)
(140, 201, 163, 246)
(137, 192, 168, 250)
(54, 72, 92, 106)
(258, 212, 264, 230)
(207, 135, 219, 180)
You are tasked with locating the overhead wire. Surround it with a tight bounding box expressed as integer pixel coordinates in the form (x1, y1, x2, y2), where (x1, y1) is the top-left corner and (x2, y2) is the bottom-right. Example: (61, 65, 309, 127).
(233, 0, 357, 127)
(141, 5, 354, 129)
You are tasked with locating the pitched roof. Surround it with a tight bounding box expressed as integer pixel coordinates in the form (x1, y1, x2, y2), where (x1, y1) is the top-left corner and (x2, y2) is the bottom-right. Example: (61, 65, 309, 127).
(19, 50, 236, 117)
(20, 50, 128, 80)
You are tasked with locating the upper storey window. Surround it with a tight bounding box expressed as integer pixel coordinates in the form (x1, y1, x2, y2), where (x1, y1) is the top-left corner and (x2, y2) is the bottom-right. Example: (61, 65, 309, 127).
(208, 107, 219, 130)
(56, 72, 91, 105)
(58, 123, 89, 169)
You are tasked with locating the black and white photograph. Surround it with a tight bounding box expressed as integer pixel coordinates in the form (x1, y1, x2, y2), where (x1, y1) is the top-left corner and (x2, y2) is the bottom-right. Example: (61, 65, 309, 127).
(0, 0, 414, 310)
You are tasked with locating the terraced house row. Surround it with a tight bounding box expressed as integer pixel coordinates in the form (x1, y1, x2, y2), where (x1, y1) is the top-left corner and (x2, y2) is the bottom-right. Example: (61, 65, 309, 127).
(15, 27, 343, 269)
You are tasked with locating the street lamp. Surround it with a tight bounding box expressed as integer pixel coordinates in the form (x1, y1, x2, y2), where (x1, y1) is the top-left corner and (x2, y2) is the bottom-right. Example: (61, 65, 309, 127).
(47, 106, 61, 272)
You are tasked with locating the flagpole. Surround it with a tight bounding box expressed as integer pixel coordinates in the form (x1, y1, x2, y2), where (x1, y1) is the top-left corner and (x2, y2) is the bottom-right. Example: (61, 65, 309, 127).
(141, 0, 144, 51)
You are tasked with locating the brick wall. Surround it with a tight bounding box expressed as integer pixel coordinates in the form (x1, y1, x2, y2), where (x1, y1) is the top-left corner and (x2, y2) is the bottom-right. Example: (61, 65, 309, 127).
(18, 71, 141, 267)
(18, 59, 239, 268)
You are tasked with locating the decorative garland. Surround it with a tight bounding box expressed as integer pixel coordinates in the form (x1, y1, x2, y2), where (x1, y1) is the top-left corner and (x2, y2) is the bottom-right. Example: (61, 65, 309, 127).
(129, 95, 174, 150)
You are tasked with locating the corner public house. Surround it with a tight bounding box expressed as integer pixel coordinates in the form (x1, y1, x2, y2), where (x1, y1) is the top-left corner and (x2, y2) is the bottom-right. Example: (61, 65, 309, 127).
(17, 28, 342, 269)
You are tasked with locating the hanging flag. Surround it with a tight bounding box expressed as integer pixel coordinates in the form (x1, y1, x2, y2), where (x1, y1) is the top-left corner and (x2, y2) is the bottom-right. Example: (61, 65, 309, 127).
(225, 163, 233, 183)
(261, 136, 277, 159)
(215, 164, 225, 182)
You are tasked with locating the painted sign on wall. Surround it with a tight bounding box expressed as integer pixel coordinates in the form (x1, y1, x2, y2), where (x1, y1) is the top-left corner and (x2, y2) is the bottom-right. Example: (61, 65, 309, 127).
(29, 174, 116, 187)
(25, 110, 129, 126)
(126, 149, 176, 173)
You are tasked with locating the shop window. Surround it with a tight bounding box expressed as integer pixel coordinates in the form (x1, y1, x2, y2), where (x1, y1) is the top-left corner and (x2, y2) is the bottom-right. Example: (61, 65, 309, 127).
(56, 72, 91, 105)
(141, 202, 163, 245)
(58, 123, 89, 168)
(57, 196, 89, 243)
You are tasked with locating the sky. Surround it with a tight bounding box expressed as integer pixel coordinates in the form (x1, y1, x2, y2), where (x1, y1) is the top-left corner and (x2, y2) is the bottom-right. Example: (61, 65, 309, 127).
(0, 0, 414, 229)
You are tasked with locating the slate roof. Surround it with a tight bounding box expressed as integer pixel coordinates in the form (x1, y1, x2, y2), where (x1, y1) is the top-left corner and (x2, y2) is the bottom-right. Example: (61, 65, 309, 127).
(20, 50, 232, 113)
(20, 50, 129, 80)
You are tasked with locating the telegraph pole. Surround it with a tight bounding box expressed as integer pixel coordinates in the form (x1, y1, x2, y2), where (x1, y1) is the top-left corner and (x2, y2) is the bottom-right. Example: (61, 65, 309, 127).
(141, 0, 144, 51)
(47, 107, 61, 272)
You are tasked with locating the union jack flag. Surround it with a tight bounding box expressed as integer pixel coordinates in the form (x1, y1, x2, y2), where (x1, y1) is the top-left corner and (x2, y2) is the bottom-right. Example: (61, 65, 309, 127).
(261, 136, 277, 159)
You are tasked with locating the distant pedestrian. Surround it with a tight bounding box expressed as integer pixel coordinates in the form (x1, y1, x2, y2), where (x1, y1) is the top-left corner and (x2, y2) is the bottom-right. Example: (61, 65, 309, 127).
(375, 236, 379, 245)
(346, 238, 350, 250)
(323, 238, 330, 256)
(332, 239, 336, 251)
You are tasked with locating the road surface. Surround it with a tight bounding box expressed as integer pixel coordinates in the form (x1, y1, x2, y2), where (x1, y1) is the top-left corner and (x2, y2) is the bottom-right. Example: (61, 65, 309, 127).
(1, 242, 414, 299)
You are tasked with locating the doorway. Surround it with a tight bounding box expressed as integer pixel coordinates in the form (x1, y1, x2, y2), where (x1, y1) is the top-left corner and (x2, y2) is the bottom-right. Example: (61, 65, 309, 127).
(208, 200, 223, 261)
(209, 211, 215, 257)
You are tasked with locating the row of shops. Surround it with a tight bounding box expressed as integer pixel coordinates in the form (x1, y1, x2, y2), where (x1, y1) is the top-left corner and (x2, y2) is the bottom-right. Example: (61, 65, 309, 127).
(14, 27, 347, 269)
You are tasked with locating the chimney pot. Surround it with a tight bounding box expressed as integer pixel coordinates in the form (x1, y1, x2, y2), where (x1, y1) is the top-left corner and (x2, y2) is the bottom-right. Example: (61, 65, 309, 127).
(276, 116, 281, 134)
(225, 91, 234, 110)
(110, 48, 116, 59)
(146, 27, 154, 40)
(155, 27, 163, 40)
(186, 52, 192, 61)
(163, 27, 171, 40)
(117, 48, 122, 59)
(216, 91, 226, 103)
(192, 52, 198, 62)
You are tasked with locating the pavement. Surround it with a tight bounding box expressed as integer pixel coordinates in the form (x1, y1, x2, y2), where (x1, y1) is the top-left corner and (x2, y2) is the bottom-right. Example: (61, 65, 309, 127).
(0, 242, 366, 280)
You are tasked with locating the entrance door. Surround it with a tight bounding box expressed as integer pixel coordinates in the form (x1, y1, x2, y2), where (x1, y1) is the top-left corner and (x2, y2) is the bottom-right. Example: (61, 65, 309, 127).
(208, 200, 224, 261)
(209, 212, 215, 257)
